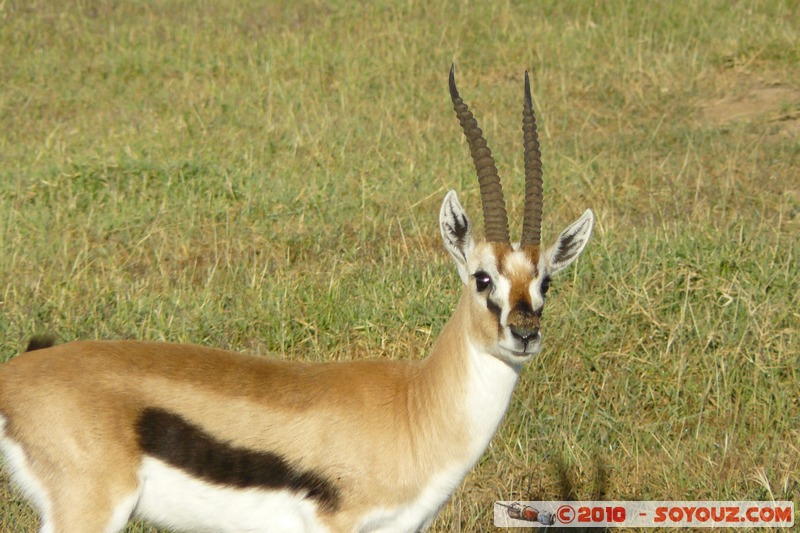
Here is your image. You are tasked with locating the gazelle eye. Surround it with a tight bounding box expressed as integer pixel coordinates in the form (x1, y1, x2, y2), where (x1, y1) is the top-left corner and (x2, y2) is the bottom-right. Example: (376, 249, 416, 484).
(473, 271, 492, 292)
(541, 276, 551, 296)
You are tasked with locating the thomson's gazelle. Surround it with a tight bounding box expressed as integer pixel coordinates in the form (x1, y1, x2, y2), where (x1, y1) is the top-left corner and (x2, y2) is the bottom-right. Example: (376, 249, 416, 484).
(0, 66, 593, 533)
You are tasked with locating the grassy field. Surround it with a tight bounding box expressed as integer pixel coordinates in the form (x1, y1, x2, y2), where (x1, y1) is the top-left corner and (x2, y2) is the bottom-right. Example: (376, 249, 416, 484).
(1, 0, 798, 531)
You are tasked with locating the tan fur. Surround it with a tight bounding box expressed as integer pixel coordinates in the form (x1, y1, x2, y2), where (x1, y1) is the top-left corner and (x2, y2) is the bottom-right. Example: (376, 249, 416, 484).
(0, 295, 480, 531)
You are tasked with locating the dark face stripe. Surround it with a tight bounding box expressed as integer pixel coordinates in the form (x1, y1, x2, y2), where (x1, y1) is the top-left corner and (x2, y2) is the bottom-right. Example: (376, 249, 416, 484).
(486, 297, 503, 321)
(136, 408, 340, 511)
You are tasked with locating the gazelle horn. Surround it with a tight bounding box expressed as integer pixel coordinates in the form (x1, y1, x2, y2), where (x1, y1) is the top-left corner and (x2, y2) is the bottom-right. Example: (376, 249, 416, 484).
(449, 64, 510, 243)
(520, 70, 543, 248)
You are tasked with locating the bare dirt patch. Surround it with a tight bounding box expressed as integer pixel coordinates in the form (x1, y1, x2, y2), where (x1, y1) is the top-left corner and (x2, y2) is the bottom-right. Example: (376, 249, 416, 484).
(700, 83, 800, 137)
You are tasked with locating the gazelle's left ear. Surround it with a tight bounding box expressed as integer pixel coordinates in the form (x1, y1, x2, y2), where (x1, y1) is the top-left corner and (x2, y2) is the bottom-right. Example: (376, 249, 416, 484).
(544, 209, 594, 275)
(440, 190, 474, 285)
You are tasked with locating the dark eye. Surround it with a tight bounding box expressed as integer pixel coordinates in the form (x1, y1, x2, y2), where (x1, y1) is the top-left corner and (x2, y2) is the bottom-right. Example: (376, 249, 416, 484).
(473, 271, 492, 292)
(541, 276, 551, 296)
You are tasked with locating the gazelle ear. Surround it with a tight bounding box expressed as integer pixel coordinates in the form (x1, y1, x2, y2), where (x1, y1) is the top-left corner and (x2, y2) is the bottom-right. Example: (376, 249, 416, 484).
(440, 190, 474, 285)
(544, 209, 594, 275)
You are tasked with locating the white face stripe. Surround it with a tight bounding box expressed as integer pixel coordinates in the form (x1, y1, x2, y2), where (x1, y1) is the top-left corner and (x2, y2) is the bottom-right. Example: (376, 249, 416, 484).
(529, 280, 546, 311)
(494, 273, 512, 324)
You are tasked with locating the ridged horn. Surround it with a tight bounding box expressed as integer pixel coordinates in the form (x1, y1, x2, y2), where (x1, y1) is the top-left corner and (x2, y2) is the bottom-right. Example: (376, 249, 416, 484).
(520, 70, 543, 248)
(449, 64, 510, 243)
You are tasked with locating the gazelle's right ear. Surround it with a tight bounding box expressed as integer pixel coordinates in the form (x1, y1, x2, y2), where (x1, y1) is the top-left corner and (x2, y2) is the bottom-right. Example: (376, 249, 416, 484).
(440, 190, 474, 285)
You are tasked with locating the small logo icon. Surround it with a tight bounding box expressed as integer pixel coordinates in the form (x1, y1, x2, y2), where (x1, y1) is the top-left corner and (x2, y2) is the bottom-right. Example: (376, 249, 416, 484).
(496, 502, 556, 525)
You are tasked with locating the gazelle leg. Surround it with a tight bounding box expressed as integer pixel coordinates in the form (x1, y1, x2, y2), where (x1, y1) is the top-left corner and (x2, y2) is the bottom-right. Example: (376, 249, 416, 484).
(45, 474, 139, 533)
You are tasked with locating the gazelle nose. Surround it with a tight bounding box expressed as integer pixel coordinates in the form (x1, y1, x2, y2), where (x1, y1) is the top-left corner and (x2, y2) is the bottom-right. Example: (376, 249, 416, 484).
(510, 325, 539, 342)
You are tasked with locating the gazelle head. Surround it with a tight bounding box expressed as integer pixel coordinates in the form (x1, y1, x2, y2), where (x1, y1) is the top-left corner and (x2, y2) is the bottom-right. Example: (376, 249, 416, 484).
(441, 65, 594, 365)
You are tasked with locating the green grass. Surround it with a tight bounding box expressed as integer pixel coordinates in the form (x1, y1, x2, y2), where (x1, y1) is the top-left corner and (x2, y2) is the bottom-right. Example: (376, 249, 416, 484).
(1, 0, 798, 531)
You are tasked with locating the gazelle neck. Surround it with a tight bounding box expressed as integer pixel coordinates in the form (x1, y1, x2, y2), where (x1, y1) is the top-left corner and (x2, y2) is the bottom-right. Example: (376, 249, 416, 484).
(412, 290, 521, 469)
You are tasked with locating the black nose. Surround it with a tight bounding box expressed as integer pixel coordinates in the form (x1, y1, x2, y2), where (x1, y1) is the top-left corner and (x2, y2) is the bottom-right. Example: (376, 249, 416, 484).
(510, 325, 540, 342)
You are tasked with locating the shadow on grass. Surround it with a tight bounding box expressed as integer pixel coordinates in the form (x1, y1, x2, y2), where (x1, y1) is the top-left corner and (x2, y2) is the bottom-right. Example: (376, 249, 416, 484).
(555, 454, 611, 533)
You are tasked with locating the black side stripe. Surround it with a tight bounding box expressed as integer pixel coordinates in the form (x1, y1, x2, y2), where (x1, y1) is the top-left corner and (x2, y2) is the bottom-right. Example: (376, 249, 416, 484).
(136, 408, 340, 511)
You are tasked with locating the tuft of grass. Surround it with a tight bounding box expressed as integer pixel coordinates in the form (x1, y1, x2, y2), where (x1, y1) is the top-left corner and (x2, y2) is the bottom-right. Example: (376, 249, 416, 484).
(1, 0, 798, 531)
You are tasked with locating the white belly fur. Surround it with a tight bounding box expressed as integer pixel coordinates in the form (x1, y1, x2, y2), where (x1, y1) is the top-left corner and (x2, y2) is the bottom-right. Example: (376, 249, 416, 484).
(138, 458, 462, 533)
(134, 457, 331, 533)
